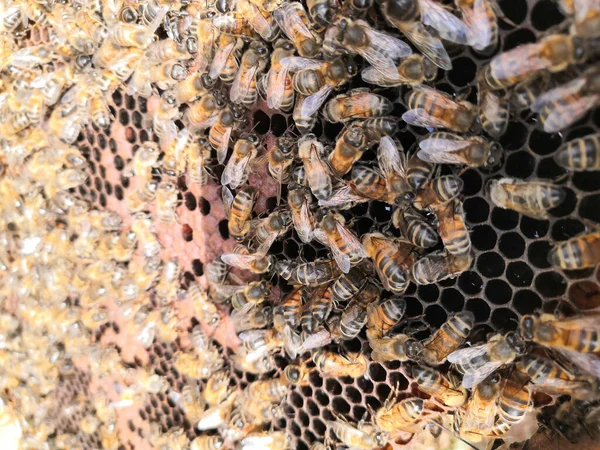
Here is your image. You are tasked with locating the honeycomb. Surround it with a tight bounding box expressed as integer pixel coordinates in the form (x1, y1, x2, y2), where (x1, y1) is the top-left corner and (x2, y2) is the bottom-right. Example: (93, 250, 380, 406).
(0, 0, 598, 449)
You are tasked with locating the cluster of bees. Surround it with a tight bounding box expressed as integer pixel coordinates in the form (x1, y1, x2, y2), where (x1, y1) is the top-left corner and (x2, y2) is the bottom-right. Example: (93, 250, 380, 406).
(0, 0, 599, 448)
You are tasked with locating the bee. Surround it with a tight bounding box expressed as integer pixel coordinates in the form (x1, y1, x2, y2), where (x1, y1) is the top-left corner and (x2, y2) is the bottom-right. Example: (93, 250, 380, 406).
(403, 87, 477, 132)
(478, 88, 509, 139)
(209, 34, 244, 84)
(433, 200, 471, 256)
(288, 54, 357, 97)
(412, 364, 467, 407)
(221, 134, 260, 189)
(361, 54, 438, 87)
(273, 2, 321, 57)
(155, 258, 180, 303)
(298, 134, 333, 201)
(366, 296, 407, 339)
(264, 39, 297, 111)
(448, 332, 526, 388)
(548, 230, 600, 270)
(362, 233, 414, 294)
(254, 210, 292, 253)
(185, 91, 224, 133)
(131, 212, 161, 258)
(109, 13, 165, 49)
(277, 259, 340, 286)
(46, 103, 85, 144)
(487, 177, 566, 220)
(230, 41, 269, 107)
(239, 431, 289, 450)
(413, 175, 465, 211)
(324, 88, 394, 123)
(246, 377, 289, 403)
(392, 208, 438, 248)
(222, 186, 257, 241)
(497, 374, 532, 426)
(556, 133, 600, 171)
(197, 391, 238, 431)
(208, 107, 242, 166)
(306, 0, 338, 30)
(314, 212, 366, 273)
(188, 283, 221, 331)
(126, 179, 159, 212)
(231, 305, 273, 333)
(520, 314, 600, 377)
(375, 397, 425, 433)
(155, 182, 179, 224)
(420, 311, 475, 366)
(369, 333, 423, 362)
(327, 415, 387, 449)
(190, 436, 225, 450)
(202, 370, 231, 407)
(457, 374, 501, 442)
(187, 137, 213, 186)
(281, 287, 305, 328)
(313, 349, 368, 377)
(232, 349, 277, 374)
(482, 33, 589, 91)
(293, 93, 320, 134)
(221, 245, 275, 274)
(239, 0, 280, 41)
(532, 66, 600, 133)
(456, 0, 500, 51)
(359, 117, 400, 144)
(212, 12, 256, 39)
(350, 166, 392, 203)
(418, 132, 501, 168)
(331, 301, 368, 341)
(325, 126, 368, 177)
(283, 362, 313, 385)
(173, 71, 212, 104)
(302, 285, 336, 333)
(231, 281, 271, 312)
(329, 267, 368, 302)
(267, 135, 297, 201)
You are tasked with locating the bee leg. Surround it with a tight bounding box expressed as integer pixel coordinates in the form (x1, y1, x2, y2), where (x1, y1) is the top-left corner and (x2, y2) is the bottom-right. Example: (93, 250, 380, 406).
(356, 410, 369, 430)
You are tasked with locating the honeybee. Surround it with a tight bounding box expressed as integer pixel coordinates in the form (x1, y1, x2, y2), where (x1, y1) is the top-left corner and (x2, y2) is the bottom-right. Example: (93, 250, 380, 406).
(457, 374, 501, 442)
(478, 88, 509, 139)
(246, 376, 289, 403)
(456, 0, 500, 51)
(549, 230, 600, 270)
(173, 71, 212, 104)
(314, 212, 366, 273)
(369, 333, 423, 362)
(208, 34, 244, 84)
(366, 296, 407, 339)
(413, 175, 465, 211)
(254, 210, 292, 253)
(324, 88, 394, 123)
(329, 268, 367, 303)
(287, 54, 357, 97)
(497, 374, 532, 426)
(403, 87, 477, 132)
(221, 134, 260, 189)
(222, 186, 257, 241)
(201, 369, 231, 407)
(326, 126, 367, 177)
(327, 415, 387, 450)
(531, 66, 600, 133)
(264, 135, 297, 202)
(392, 208, 438, 248)
(331, 301, 368, 341)
(231, 305, 273, 332)
(212, 12, 256, 40)
(221, 245, 275, 274)
(375, 396, 425, 433)
(298, 134, 333, 201)
(185, 91, 224, 133)
(350, 166, 392, 203)
(292, 93, 320, 134)
(232, 349, 277, 374)
(126, 180, 158, 212)
(302, 284, 336, 333)
(188, 283, 221, 331)
(229, 281, 271, 313)
(239, 0, 280, 41)
(155, 182, 178, 224)
(556, 133, 600, 171)
(362, 233, 414, 294)
(482, 33, 589, 91)
(434, 200, 471, 256)
(362, 54, 438, 87)
(239, 431, 290, 450)
(273, 2, 321, 57)
(190, 436, 225, 450)
(359, 117, 400, 144)
(207, 107, 242, 166)
(197, 391, 238, 431)
(418, 132, 501, 168)
(277, 259, 340, 286)
(420, 311, 475, 366)
(265, 40, 297, 111)
(412, 364, 467, 407)
(487, 177, 566, 220)
(313, 349, 368, 377)
(521, 314, 600, 377)
(448, 332, 526, 388)
(231, 42, 269, 107)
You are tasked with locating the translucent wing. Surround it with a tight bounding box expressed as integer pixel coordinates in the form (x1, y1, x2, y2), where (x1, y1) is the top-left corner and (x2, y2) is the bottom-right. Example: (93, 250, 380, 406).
(299, 85, 333, 117)
(336, 221, 368, 259)
(294, 199, 314, 243)
(540, 95, 598, 133)
(531, 77, 587, 111)
(361, 66, 406, 87)
(274, 3, 314, 39)
(318, 184, 369, 208)
(461, 362, 503, 389)
(402, 108, 452, 129)
(221, 252, 262, 270)
(299, 329, 332, 352)
(321, 230, 351, 273)
(359, 26, 412, 78)
(447, 344, 489, 365)
(378, 136, 406, 180)
(280, 56, 323, 72)
(397, 21, 452, 70)
(215, 126, 232, 165)
(459, 0, 494, 50)
(211, 284, 246, 298)
(417, 137, 473, 164)
(556, 349, 600, 378)
(266, 64, 290, 110)
(230, 64, 259, 104)
(222, 186, 234, 219)
(209, 39, 236, 80)
(255, 231, 279, 255)
(221, 153, 252, 188)
(419, 0, 470, 44)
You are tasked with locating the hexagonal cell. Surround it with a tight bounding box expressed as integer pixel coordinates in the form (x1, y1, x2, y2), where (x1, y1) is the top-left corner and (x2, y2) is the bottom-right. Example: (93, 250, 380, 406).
(499, 232, 526, 259)
(506, 261, 534, 287)
(458, 271, 484, 295)
(466, 298, 491, 322)
(461, 169, 483, 196)
(425, 304, 448, 328)
(477, 252, 505, 278)
(485, 279, 513, 305)
(505, 151, 535, 178)
(513, 289, 543, 315)
(471, 225, 497, 251)
(464, 197, 490, 224)
(491, 308, 519, 331)
(491, 207, 520, 231)
(417, 284, 440, 303)
(440, 288, 465, 312)
(535, 271, 567, 298)
(324, 379, 342, 396)
(569, 281, 600, 310)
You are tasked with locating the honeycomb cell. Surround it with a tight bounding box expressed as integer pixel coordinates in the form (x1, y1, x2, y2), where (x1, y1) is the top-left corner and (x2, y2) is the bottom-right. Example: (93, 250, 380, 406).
(298, 410, 310, 427)
(132, 111, 143, 128)
(405, 297, 423, 318)
(505, 151, 535, 178)
(418, 285, 439, 303)
(441, 288, 465, 312)
(105, 181, 113, 195)
(537, 157, 568, 181)
(491, 207, 520, 231)
(520, 216, 549, 239)
(184, 192, 197, 210)
(470, 225, 497, 251)
(97, 133, 107, 149)
(535, 271, 567, 297)
(569, 281, 600, 310)
(356, 376, 373, 394)
(345, 386, 363, 404)
(531, 0, 565, 30)
(369, 363, 387, 382)
(290, 391, 304, 408)
(253, 110, 270, 135)
(94, 176, 103, 192)
(486, 279, 513, 305)
(314, 389, 329, 407)
(331, 397, 351, 415)
(499, 232, 525, 259)
(464, 197, 490, 224)
(491, 307, 519, 331)
(99, 194, 107, 207)
(513, 289, 542, 315)
(500, 121, 528, 150)
(375, 384, 391, 405)
(461, 169, 482, 196)
(573, 171, 600, 192)
(290, 420, 302, 437)
(477, 252, 505, 278)
(115, 185, 124, 200)
(502, 29, 536, 51)
(192, 259, 203, 276)
(312, 418, 326, 437)
(325, 379, 342, 395)
(425, 304, 448, 328)
(579, 194, 600, 223)
(218, 220, 229, 239)
(549, 187, 577, 218)
(448, 57, 477, 86)
(94, 147, 101, 162)
(119, 109, 129, 126)
(458, 271, 484, 295)
(112, 91, 122, 106)
(125, 95, 136, 110)
(182, 224, 193, 242)
(199, 196, 211, 215)
(506, 261, 534, 287)
(551, 218, 585, 241)
(466, 298, 491, 322)
(529, 129, 562, 155)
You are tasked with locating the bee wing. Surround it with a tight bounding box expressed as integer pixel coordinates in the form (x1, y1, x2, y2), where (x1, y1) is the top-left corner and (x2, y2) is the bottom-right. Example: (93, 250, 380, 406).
(266, 65, 289, 110)
(241, 434, 276, 449)
(280, 56, 324, 72)
(378, 136, 406, 180)
(294, 199, 314, 243)
(531, 77, 586, 111)
(255, 231, 279, 255)
(325, 236, 352, 273)
(222, 186, 234, 219)
(216, 126, 233, 165)
(230, 63, 259, 104)
(209, 39, 237, 80)
(459, 0, 494, 50)
(299, 85, 333, 117)
(360, 27, 412, 79)
(556, 349, 600, 378)
(221, 252, 261, 270)
(540, 94, 598, 133)
(447, 345, 502, 388)
(397, 22, 452, 70)
(244, 3, 278, 41)
(299, 328, 332, 352)
(319, 184, 369, 208)
(283, 325, 301, 359)
(211, 284, 247, 298)
(418, 0, 470, 45)
(361, 66, 405, 87)
(238, 329, 266, 343)
(417, 137, 473, 164)
(461, 362, 503, 389)
(273, 3, 314, 40)
(447, 344, 489, 365)
(221, 153, 252, 188)
(402, 107, 453, 130)
(336, 221, 368, 259)
(574, 0, 598, 24)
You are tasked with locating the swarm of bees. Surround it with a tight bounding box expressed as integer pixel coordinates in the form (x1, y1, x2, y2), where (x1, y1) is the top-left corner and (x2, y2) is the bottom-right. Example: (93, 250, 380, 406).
(0, 0, 599, 448)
